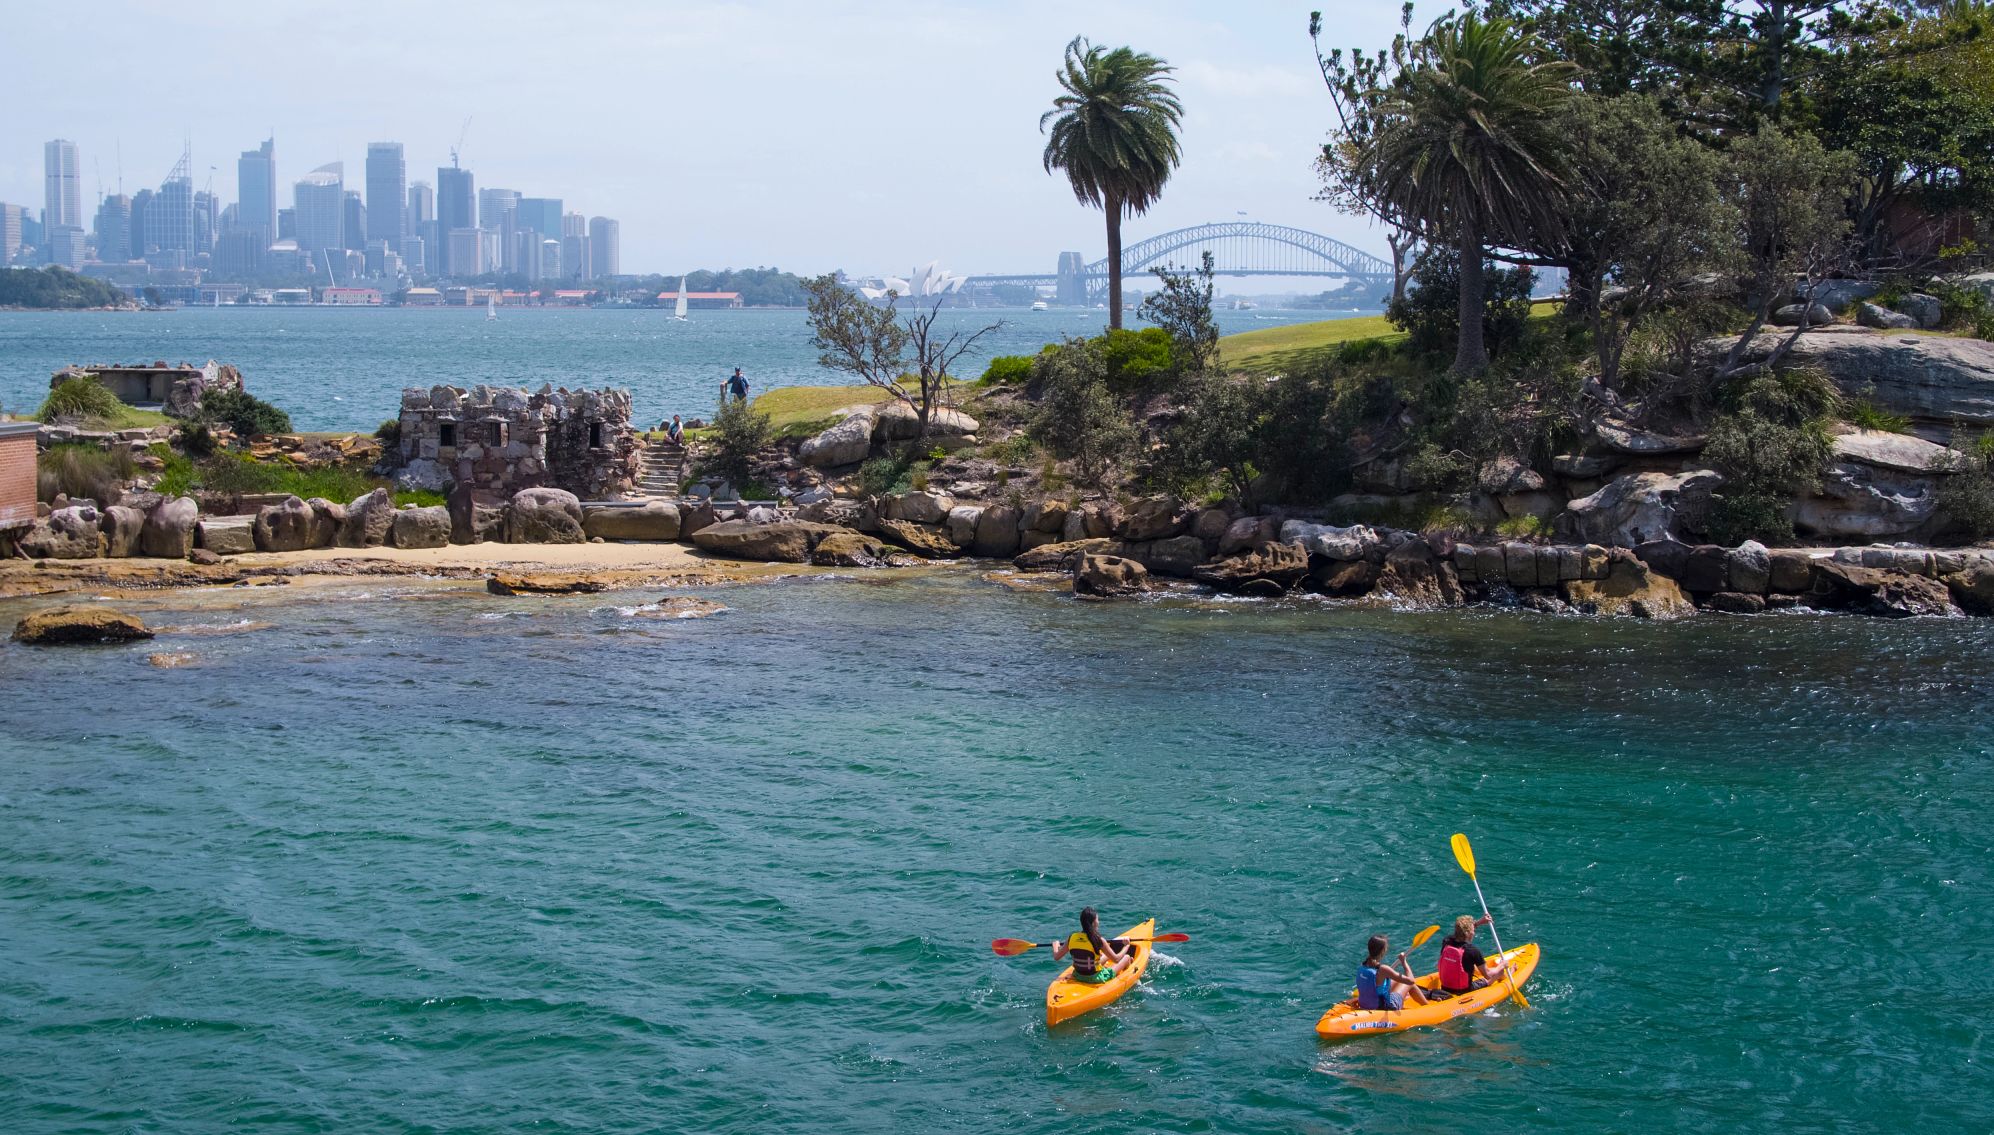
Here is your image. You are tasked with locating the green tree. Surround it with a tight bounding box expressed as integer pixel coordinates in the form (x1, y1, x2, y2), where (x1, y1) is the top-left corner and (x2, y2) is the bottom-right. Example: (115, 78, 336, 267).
(195, 388, 293, 438)
(1040, 36, 1184, 330)
(1702, 367, 1839, 544)
(803, 275, 999, 440)
(1138, 251, 1220, 381)
(1330, 13, 1576, 372)
(1715, 128, 1857, 378)
(1026, 337, 1139, 488)
(704, 396, 773, 490)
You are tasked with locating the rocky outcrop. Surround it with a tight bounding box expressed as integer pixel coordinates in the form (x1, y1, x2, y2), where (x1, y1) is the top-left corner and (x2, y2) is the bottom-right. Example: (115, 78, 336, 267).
(1857, 302, 1917, 330)
(391, 506, 452, 549)
(1803, 562, 1959, 617)
(811, 530, 892, 567)
(872, 402, 979, 441)
(1561, 550, 1695, 619)
(1946, 559, 1994, 615)
(1014, 538, 1117, 573)
(1371, 539, 1464, 608)
(1557, 470, 1720, 547)
(505, 487, 585, 545)
(1063, 500, 1123, 541)
(1124, 534, 1206, 578)
(947, 505, 985, 548)
(1120, 496, 1183, 541)
(197, 515, 257, 556)
(141, 496, 199, 558)
(100, 505, 145, 557)
(486, 571, 609, 595)
(582, 501, 681, 542)
(19, 506, 106, 559)
(1281, 521, 1380, 562)
(971, 504, 1023, 558)
(12, 604, 154, 644)
(1796, 461, 1939, 540)
(876, 518, 960, 558)
(1073, 553, 1150, 598)
(1192, 541, 1310, 596)
(690, 519, 836, 562)
(1219, 516, 1280, 556)
(253, 496, 320, 553)
(1772, 327, 1994, 436)
(881, 490, 953, 525)
(341, 488, 398, 548)
(799, 412, 875, 468)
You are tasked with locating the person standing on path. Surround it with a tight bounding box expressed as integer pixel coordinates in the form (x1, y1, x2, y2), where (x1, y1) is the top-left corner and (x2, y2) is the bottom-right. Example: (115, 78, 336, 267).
(722, 367, 750, 403)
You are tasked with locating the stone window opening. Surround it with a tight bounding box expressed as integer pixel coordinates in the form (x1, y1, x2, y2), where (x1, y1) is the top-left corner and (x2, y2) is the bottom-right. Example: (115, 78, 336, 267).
(439, 421, 457, 448)
(589, 421, 604, 449)
(490, 421, 509, 448)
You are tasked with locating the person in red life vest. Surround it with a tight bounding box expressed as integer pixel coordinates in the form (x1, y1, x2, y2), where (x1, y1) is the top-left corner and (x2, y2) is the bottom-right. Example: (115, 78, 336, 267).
(1436, 914, 1508, 997)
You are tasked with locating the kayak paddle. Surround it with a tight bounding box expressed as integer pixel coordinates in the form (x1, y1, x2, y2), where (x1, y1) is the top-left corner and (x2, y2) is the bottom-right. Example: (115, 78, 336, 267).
(990, 933, 1189, 957)
(1450, 832, 1530, 1010)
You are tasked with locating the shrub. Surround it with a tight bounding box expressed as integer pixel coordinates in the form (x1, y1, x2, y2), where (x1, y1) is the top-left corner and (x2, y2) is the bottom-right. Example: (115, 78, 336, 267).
(178, 421, 217, 457)
(37, 375, 124, 424)
(37, 443, 136, 504)
(1098, 327, 1175, 393)
(1847, 401, 1911, 433)
(1026, 337, 1138, 488)
(1494, 514, 1552, 539)
(858, 454, 910, 496)
(982, 434, 1038, 466)
(703, 396, 773, 488)
(1387, 246, 1535, 360)
(1933, 433, 1994, 542)
(196, 388, 293, 438)
(980, 355, 1035, 386)
(375, 417, 402, 447)
(1702, 368, 1839, 544)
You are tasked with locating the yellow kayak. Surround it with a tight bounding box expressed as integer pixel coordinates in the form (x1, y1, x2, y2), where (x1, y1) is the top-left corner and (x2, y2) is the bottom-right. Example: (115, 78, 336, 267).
(1315, 943, 1540, 1039)
(1045, 918, 1154, 1026)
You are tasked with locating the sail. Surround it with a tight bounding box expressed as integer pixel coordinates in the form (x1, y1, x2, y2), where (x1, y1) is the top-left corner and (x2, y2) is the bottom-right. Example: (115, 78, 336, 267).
(674, 277, 689, 319)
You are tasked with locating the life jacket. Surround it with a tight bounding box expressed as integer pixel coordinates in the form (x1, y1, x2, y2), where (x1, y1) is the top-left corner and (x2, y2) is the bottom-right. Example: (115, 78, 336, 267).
(1356, 963, 1393, 1010)
(1068, 931, 1104, 974)
(1438, 940, 1472, 991)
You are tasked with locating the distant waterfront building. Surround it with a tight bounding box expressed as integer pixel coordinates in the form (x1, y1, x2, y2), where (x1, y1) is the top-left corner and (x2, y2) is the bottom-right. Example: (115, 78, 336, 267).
(194, 190, 219, 255)
(152, 162, 197, 255)
(0, 204, 23, 264)
(562, 234, 587, 282)
(47, 226, 87, 269)
(236, 137, 277, 246)
(342, 191, 367, 251)
(364, 142, 405, 245)
(479, 187, 519, 232)
(294, 164, 345, 262)
(94, 194, 132, 263)
(515, 197, 562, 240)
(128, 189, 153, 256)
(445, 227, 483, 277)
(277, 206, 295, 242)
(400, 234, 426, 275)
(43, 140, 83, 254)
(588, 216, 618, 278)
(540, 237, 561, 281)
(435, 167, 475, 276)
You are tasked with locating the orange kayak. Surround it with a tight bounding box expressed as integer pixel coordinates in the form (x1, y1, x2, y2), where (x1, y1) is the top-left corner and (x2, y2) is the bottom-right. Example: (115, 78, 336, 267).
(1315, 942, 1539, 1039)
(1045, 918, 1154, 1026)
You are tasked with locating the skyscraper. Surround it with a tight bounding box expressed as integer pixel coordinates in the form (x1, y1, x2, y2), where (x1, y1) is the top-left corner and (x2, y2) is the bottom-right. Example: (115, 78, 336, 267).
(153, 152, 197, 255)
(365, 142, 405, 245)
(479, 187, 519, 231)
(435, 166, 475, 276)
(294, 164, 345, 262)
(43, 140, 82, 237)
(236, 138, 277, 244)
(588, 216, 619, 279)
(127, 189, 153, 257)
(194, 190, 219, 255)
(94, 194, 132, 262)
(406, 181, 433, 231)
(0, 204, 23, 265)
(342, 192, 367, 251)
(515, 197, 563, 240)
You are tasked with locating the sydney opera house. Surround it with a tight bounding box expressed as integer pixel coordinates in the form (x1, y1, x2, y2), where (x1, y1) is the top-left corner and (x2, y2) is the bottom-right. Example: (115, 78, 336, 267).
(856, 261, 969, 302)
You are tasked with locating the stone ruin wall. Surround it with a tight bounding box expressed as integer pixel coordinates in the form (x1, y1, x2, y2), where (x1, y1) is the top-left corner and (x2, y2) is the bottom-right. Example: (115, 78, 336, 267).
(394, 384, 640, 500)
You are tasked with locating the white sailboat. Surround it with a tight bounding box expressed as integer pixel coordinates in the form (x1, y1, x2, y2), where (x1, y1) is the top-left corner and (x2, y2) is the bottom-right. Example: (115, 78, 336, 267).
(672, 277, 689, 321)
(486, 293, 497, 321)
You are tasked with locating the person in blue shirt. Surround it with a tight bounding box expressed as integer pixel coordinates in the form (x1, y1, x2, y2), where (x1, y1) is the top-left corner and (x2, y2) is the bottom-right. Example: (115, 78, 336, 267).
(722, 368, 750, 403)
(1356, 933, 1429, 1011)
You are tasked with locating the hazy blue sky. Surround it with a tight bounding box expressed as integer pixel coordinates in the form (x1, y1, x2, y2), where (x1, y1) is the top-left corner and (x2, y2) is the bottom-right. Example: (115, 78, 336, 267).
(4, 1, 1406, 279)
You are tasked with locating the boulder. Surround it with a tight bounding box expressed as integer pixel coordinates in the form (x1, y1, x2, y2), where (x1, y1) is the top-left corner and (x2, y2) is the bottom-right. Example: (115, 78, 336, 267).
(1191, 508, 1232, 548)
(100, 505, 145, 557)
(1219, 516, 1279, 556)
(1014, 537, 1118, 573)
(1833, 429, 1956, 475)
(1707, 592, 1768, 614)
(1120, 496, 1183, 541)
(1727, 540, 1772, 594)
(1806, 279, 1881, 314)
(690, 519, 825, 562)
(340, 487, 398, 548)
(1945, 558, 1994, 615)
(1580, 544, 1611, 580)
(1557, 470, 1721, 546)
(971, 504, 1023, 558)
(197, 515, 257, 556)
(20, 506, 105, 559)
(884, 490, 954, 525)
(1680, 545, 1729, 593)
(583, 501, 681, 542)
(505, 487, 585, 545)
(253, 496, 320, 553)
(1502, 542, 1542, 589)
(1897, 293, 1943, 329)
(871, 402, 979, 441)
(811, 529, 893, 567)
(140, 496, 198, 558)
(1795, 461, 1937, 540)
(1773, 328, 1994, 436)
(306, 498, 348, 547)
(1634, 538, 1691, 580)
(1281, 521, 1378, 562)
(1125, 534, 1206, 578)
(1804, 562, 1959, 617)
(392, 506, 452, 549)
(876, 518, 961, 559)
(1064, 500, 1123, 541)
(799, 413, 875, 468)
(946, 505, 984, 548)
(1192, 541, 1310, 596)
(1772, 302, 1835, 327)
(1857, 301, 1917, 331)
(1311, 558, 1379, 595)
(1022, 500, 1069, 534)
(798, 496, 875, 533)
(679, 499, 719, 539)
(12, 604, 154, 644)
(1768, 549, 1815, 593)
(1590, 421, 1705, 456)
(486, 571, 609, 595)
(1073, 553, 1150, 598)
(1562, 550, 1696, 619)
(1373, 539, 1464, 608)
(1478, 456, 1547, 494)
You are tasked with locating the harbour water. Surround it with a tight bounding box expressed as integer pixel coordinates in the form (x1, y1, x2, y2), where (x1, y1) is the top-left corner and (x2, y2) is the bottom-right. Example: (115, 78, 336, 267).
(2, 573, 1990, 1132)
(0, 306, 1344, 433)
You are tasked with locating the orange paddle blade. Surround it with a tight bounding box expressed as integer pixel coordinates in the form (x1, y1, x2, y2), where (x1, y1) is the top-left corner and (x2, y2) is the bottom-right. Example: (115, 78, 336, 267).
(990, 938, 1043, 956)
(1149, 933, 1191, 943)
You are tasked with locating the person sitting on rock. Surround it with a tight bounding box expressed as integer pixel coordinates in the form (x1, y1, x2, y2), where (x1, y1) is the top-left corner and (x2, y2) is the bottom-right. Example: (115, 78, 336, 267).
(1355, 933, 1429, 1012)
(1052, 907, 1130, 984)
(666, 415, 685, 445)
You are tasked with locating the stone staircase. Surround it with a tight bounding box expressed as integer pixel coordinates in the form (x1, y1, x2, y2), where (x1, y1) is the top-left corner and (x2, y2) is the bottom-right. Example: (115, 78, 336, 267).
(635, 436, 688, 499)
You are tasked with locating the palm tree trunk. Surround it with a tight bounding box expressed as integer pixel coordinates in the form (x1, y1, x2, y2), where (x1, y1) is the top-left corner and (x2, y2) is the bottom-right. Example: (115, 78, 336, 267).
(1454, 222, 1488, 373)
(1106, 196, 1124, 331)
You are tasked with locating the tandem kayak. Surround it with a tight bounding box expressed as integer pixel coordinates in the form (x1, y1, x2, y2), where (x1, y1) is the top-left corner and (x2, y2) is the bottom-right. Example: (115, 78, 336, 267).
(1045, 918, 1154, 1026)
(1314, 942, 1540, 1039)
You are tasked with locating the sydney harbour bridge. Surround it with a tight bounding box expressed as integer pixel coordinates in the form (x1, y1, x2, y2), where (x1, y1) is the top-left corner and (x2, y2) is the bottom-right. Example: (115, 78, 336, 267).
(966, 221, 1392, 304)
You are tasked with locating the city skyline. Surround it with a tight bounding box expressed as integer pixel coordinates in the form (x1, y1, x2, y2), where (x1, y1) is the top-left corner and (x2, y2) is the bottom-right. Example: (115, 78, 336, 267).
(0, 1, 1405, 278)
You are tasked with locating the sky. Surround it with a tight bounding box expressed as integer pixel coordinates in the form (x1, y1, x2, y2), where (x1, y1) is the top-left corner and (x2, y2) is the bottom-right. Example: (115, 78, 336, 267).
(3, 0, 1408, 282)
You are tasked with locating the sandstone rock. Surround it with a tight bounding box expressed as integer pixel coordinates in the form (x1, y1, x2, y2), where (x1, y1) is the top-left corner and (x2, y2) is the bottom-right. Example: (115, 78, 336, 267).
(871, 402, 979, 441)
(1727, 540, 1772, 594)
(884, 490, 954, 525)
(1023, 500, 1068, 534)
(811, 529, 892, 567)
(1554, 546, 1584, 582)
(1373, 539, 1464, 608)
(1857, 301, 1917, 330)
(254, 496, 320, 553)
(100, 505, 145, 557)
(1634, 538, 1691, 580)
(1478, 456, 1547, 494)
(1502, 542, 1541, 588)
(1281, 520, 1378, 562)
(679, 499, 719, 538)
(1557, 470, 1721, 546)
(1832, 429, 1956, 474)
(633, 597, 728, 619)
(392, 506, 452, 549)
(12, 604, 154, 644)
(1015, 537, 1118, 573)
(1064, 500, 1122, 541)
(691, 519, 825, 562)
(583, 501, 681, 541)
(799, 413, 875, 467)
(1807, 279, 1882, 314)
(148, 651, 198, 668)
(1311, 558, 1378, 595)
(1073, 552, 1150, 598)
(1562, 550, 1695, 619)
(20, 506, 105, 559)
(1219, 516, 1279, 556)
(486, 571, 609, 595)
(1471, 544, 1507, 584)
(1773, 302, 1835, 327)
(1680, 544, 1728, 593)
(1019, 529, 1059, 551)
(1795, 461, 1937, 540)
(1897, 293, 1942, 329)
(971, 504, 1023, 558)
(305, 498, 347, 547)
(1805, 561, 1959, 617)
(1591, 421, 1704, 455)
(947, 505, 984, 548)
(876, 518, 960, 558)
(1580, 544, 1611, 580)
(1192, 541, 1309, 596)
(1707, 592, 1768, 614)
(341, 488, 398, 548)
(1191, 508, 1231, 547)
(506, 487, 585, 544)
(1945, 559, 1994, 615)
(1120, 496, 1183, 541)
(1125, 534, 1206, 578)
(189, 548, 222, 566)
(1775, 328, 1994, 435)
(798, 496, 875, 533)
(197, 515, 257, 556)
(1768, 549, 1815, 593)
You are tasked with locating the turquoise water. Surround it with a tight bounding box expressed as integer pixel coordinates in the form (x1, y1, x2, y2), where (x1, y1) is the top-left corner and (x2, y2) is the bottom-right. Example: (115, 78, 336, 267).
(2, 574, 1990, 1132)
(0, 306, 1343, 433)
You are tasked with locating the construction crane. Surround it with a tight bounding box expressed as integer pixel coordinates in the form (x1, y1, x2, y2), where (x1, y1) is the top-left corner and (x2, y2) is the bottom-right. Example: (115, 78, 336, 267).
(450, 116, 473, 169)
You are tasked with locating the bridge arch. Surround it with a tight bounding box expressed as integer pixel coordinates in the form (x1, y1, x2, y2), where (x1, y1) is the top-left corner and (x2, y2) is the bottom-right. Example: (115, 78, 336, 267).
(1087, 221, 1392, 280)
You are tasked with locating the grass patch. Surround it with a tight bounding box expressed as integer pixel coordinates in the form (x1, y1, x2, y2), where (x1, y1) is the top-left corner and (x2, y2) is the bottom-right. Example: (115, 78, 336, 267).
(748, 384, 893, 434)
(36, 375, 171, 430)
(153, 449, 439, 506)
(38, 444, 138, 504)
(1847, 402, 1912, 434)
(1218, 315, 1404, 375)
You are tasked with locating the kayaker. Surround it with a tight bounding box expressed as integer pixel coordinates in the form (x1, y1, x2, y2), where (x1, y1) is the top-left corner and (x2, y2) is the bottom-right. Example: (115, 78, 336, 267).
(1356, 934, 1428, 1011)
(1435, 914, 1507, 998)
(1051, 907, 1131, 984)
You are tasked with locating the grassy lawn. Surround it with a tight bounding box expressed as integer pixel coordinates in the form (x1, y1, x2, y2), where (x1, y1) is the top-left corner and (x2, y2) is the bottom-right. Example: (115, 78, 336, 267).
(1218, 314, 1404, 375)
(751, 384, 893, 436)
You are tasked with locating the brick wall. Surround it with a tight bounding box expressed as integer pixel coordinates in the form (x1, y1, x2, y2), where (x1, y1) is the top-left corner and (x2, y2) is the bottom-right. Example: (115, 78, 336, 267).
(0, 426, 37, 530)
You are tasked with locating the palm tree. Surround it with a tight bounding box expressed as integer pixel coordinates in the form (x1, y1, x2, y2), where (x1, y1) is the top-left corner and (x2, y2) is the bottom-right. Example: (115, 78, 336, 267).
(1358, 15, 1574, 371)
(1041, 37, 1184, 330)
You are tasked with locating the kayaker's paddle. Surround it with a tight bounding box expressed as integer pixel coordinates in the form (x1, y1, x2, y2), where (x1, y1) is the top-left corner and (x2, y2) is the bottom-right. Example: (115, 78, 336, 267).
(1450, 832, 1530, 1010)
(990, 933, 1189, 957)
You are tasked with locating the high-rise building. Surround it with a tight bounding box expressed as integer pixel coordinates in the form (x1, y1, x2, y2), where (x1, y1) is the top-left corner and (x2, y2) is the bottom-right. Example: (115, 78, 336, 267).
(43, 140, 83, 246)
(342, 191, 367, 251)
(560, 212, 589, 282)
(277, 207, 296, 242)
(399, 234, 425, 275)
(479, 187, 519, 231)
(435, 167, 475, 276)
(364, 142, 406, 246)
(406, 181, 433, 230)
(445, 227, 483, 277)
(294, 164, 345, 260)
(515, 197, 562, 239)
(540, 237, 562, 281)
(47, 226, 87, 269)
(0, 203, 23, 265)
(236, 137, 277, 244)
(153, 154, 197, 254)
(588, 216, 618, 279)
(194, 190, 219, 255)
(94, 194, 132, 262)
(128, 189, 153, 257)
